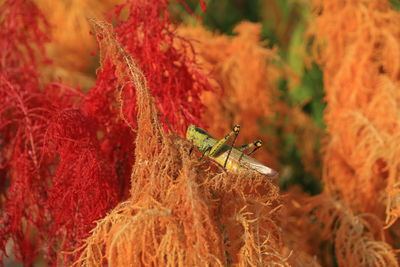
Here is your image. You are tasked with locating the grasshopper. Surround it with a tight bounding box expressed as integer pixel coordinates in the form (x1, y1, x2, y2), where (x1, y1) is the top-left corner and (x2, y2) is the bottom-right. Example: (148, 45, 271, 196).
(186, 125, 278, 178)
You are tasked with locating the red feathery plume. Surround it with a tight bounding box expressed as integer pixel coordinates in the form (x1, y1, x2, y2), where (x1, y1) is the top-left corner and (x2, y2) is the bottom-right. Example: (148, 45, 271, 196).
(1, 0, 210, 265)
(109, 0, 211, 135)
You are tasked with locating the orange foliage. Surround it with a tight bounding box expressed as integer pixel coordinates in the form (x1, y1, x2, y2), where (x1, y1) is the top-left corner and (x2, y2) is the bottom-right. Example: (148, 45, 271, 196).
(283, 189, 398, 266)
(178, 22, 327, 265)
(275, 0, 400, 265)
(178, 22, 282, 170)
(178, 22, 323, 181)
(278, 0, 400, 265)
(310, 0, 400, 226)
(34, 0, 124, 88)
(73, 20, 289, 266)
(279, 189, 322, 267)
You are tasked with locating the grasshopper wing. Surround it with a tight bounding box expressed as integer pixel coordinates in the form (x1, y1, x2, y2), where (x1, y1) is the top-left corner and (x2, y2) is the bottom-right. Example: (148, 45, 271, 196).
(222, 149, 278, 178)
(239, 153, 279, 178)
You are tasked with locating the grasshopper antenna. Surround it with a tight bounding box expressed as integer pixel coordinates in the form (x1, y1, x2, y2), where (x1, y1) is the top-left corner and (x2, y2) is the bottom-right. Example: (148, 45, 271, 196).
(223, 125, 240, 168)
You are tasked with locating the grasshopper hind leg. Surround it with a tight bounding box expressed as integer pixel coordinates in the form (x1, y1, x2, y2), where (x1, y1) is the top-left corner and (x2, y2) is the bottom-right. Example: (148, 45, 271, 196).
(209, 125, 240, 157)
(222, 125, 241, 168)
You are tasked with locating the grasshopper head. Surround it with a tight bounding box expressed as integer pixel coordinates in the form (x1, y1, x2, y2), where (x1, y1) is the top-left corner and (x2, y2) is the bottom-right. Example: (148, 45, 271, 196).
(186, 125, 210, 151)
(186, 125, 197, 141)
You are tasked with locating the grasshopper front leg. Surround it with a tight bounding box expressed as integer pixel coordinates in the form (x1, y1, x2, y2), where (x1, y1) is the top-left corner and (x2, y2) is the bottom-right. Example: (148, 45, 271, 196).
(208, 125, 241, 157)
(207, 125, 241, 169)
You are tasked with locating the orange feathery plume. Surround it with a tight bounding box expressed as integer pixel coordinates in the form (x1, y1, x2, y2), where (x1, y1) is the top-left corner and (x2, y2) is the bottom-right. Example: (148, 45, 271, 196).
(73, 19, 288, 266)
(310, 0, 400, 226)
(34, 0, 124, 88)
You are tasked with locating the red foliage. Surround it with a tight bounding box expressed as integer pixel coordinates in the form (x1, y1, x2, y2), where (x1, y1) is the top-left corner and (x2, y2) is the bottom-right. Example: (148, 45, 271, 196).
(0, 0, 210, 265)
(42, 108, 119, 263)
(0, 0, 53, 263)
(110, 0, 211, 135)
(82, 60, 134, 201)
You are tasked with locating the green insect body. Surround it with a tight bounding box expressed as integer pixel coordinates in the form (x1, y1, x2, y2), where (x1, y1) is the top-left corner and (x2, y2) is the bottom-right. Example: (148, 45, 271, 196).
(186, 125, 278, 178)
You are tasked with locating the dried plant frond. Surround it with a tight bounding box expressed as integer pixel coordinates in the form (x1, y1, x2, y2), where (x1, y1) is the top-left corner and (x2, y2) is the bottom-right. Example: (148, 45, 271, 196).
(286, 191, 398, 267)
(279, 189, 322, 267)
(286, 251, 320, 267)
(73, 19, 287, 266)
(207, 172, 288, 266)
(234, 206, 290, 267)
